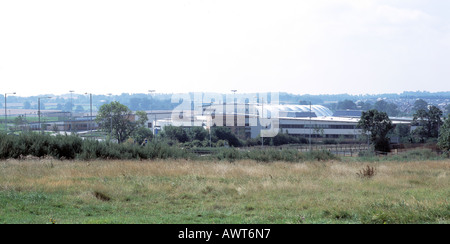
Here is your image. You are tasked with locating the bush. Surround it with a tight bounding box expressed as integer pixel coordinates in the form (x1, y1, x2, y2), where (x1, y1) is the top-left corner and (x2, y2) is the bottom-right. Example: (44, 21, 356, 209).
(215, 148, 241, 162)
(0, 132, 193, 161)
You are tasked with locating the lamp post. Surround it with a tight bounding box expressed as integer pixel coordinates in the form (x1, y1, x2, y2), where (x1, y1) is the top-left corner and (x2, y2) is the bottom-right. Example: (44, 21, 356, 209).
(107, 93, 113, 141)
(148, 90, 156, 139)
(209, 101, 215, 148)
(85, 92, 93, 135)
(4, 92, 16, 133)
(254, 95, 265, 147)
(38, 96, 52, 134)
(69, 90, 75, 133)
(231, 90, 237, 127)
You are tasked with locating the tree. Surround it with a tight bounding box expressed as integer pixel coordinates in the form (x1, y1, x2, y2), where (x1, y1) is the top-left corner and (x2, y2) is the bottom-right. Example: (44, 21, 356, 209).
(187, 126, 209, 141)
(132, 126, 153, 145)
(412, 105, 443, 141)
(438, 117, 450, 154)
(413, 99, 428, 112)
(392, 123, 411, 143)
(63, 102, 73, 112)
(162, 125, 189, 143)
(445, 104, 450, 116)
(428, 106, 443, 138)
(14, 115, 27, 131)
(358, 109, 394, 152)
(75, 105, 85, 113)
(336, 100, 357, 110)
(96, 101, 137, 143)
(23, 101, 31, 109)
(373, 100, 400, 117)
(212, 126, 241, 147)
(135, 111, 148, 127)
(356, 101, 372, 110)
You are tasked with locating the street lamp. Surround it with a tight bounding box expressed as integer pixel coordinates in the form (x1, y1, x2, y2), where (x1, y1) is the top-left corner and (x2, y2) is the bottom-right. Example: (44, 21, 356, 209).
(4, 92, 16, 133)
(69, 90, 75, 133)
(231, 90, 237, 127)
(309, 101, 312, 152)
(148, 90, 156, 139)
(38, 96, 52, 134)
(107, 93, 113, 141)
(85, 92, 93, 135)
(254, 96, 264, 147)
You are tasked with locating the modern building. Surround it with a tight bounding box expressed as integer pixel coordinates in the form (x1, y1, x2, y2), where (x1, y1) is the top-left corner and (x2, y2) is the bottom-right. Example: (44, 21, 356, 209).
(148, 103, 412, 143)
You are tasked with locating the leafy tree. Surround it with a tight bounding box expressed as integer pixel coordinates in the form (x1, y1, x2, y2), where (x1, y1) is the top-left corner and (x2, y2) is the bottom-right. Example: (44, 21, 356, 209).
(445, 104, 450, 116)
(14, 115, 27, 131)
(135, 111, 148, 127)
(438, 117, 450, 154)
(358, 109, 394, 152)
(356, 101, 372, 110)
(63, 102, 73, 112)
(96, 101, 137, 143)
(211, 126, 241, 147)
(162, 125, 189, 143)
(392, 123, 411, 143)
(132, 127, 153, 145)
(187, 126, 209, 141)
(336, 100, 357, 110)
(129, 98, 142, 111)
(428, 106, 443, 138)
(413, 99, 428, 112)
(374, 100, 400, 117)
(23, 101, 31, 109)
(412, 105, 443, 141)
(75, 105, 85, 113)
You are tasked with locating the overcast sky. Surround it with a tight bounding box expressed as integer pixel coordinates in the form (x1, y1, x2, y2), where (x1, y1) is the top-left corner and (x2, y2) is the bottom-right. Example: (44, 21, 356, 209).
(1, 0, 449, 97)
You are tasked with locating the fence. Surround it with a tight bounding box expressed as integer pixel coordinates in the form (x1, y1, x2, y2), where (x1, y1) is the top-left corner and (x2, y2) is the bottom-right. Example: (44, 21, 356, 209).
(190, 144, 370, 157)
(290, 144, 369, 157)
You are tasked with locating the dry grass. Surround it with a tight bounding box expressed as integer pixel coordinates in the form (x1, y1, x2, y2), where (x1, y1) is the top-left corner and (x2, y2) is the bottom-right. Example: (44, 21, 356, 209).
(0, 158, 449, 223)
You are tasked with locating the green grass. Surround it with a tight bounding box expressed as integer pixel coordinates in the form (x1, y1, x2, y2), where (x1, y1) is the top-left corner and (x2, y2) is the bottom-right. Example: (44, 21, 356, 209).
(0, 159, 449, 224)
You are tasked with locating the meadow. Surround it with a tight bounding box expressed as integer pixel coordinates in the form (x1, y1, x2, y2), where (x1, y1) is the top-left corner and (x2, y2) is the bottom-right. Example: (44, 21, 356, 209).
(0, 157, 449, 224)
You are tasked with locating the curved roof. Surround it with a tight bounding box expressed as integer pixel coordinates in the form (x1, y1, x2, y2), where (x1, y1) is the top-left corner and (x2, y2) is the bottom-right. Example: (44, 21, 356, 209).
(263, 105, 333, 117)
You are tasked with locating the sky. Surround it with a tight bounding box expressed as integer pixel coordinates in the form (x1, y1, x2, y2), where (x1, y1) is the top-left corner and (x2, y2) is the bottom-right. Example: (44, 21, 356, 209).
(0, 0, 449, 97)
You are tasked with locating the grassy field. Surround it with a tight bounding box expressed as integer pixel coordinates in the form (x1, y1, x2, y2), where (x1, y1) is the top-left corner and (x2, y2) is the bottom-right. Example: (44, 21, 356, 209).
(0, 158, 449, 224)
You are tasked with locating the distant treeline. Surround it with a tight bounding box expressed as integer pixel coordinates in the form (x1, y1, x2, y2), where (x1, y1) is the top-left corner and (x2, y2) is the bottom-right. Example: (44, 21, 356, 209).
(2, 91, 449, 111)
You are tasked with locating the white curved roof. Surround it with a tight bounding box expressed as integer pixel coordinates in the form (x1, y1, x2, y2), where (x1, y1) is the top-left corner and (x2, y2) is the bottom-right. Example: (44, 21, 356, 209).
(263, 105, 333, 117)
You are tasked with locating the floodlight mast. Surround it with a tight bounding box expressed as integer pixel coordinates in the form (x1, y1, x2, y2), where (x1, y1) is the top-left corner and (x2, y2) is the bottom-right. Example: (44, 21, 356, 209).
(38, 96, 52, 134)
(85, 93, 93, 135)
(69, 90, 75, 133)
(148, 90, 156, 141)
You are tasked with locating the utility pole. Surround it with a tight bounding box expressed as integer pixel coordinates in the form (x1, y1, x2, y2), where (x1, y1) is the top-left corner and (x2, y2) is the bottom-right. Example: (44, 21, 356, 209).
(4, 92, 16, 133)
(38, 96, 52, 134)
(85, 93, 93, 135)
(148, 90, 156, 140)
(309, 101, 312, 152)
(231, 90, 237, 127)
(107, 93, 113, 141)
(69, 90, 75, 133)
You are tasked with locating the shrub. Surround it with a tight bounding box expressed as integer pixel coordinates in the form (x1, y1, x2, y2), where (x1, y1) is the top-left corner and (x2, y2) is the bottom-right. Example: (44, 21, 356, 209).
(357, 165, 376, 179)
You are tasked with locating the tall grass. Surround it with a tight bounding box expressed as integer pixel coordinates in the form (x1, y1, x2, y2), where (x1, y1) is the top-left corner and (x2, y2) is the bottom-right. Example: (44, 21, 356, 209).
(357, 148, 445, 162)
(0, 159, 448, 223)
